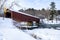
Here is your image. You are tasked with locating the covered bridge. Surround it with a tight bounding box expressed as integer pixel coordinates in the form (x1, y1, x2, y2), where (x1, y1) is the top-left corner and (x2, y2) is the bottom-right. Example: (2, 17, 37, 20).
(5, 9, 40, 27)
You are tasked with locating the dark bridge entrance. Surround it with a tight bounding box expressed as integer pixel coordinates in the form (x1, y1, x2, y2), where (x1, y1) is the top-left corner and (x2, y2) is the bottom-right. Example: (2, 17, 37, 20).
(5, 9, 11, 18)
(5, 12, 11, 18)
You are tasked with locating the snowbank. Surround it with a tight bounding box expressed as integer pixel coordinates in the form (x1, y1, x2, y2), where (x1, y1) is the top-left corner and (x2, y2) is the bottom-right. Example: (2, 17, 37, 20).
(0, 17, 36, 40)
(0, 17, 15, 28)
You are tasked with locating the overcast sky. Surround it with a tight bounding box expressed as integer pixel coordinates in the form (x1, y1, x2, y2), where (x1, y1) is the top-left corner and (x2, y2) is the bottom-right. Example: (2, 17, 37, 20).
(4, 0, 60, 10)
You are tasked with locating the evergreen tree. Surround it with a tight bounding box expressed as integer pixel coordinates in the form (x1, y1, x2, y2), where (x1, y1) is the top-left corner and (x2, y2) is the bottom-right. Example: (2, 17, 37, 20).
(50, 2, 56, 20)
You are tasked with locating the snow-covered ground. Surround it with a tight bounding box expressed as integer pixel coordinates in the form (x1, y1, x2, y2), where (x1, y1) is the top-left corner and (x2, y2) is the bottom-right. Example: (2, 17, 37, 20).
(0, 17, 60, 40)
(24, 28, 60, 40)
(0, 17, 36, 40)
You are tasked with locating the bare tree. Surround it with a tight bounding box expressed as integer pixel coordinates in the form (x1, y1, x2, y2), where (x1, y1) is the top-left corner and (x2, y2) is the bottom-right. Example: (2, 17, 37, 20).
(0, 0, 7, 20)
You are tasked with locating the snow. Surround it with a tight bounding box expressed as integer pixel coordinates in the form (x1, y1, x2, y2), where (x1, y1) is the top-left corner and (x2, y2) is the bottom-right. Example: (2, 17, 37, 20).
(0, 17, 36, 40)
(40, 18, 60, 24)
(0, 17, 15, 28)
(0, 29, 36, 40)
(0, 17, 60, 40)
(24, 28, 60, 40)
(13, 20, 37, 28)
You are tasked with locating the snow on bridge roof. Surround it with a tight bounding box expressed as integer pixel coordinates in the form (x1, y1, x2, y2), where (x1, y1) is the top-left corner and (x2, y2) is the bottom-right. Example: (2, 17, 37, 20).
(10, 9, 39, 19)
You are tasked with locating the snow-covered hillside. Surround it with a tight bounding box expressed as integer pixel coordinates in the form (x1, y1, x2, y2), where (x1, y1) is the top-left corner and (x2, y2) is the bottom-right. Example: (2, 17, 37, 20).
(0, 17, 36, 40)
(0, 17, 60, 40)
(0, 17, 15, 28)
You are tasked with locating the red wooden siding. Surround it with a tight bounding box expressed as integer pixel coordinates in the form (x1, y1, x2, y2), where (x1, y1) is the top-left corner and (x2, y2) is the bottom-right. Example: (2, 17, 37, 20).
(11, 11, 40, 23)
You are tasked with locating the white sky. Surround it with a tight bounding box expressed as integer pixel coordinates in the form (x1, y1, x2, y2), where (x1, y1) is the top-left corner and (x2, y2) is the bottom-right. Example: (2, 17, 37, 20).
(2, 0, 60, 10)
